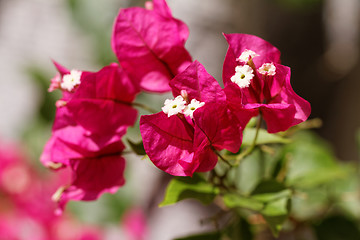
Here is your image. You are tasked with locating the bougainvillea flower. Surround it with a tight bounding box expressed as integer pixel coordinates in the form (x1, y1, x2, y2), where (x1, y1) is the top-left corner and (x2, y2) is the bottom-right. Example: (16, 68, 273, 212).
(48, 60, 86, 97)
(0, 140, 105, 239)
(122, 208, 148, 240)
(140, 61, 242, 176)
(41, 62, 139, 212)
(64, 65, 139, 141)
(112, 0, 192, 92)
(223, 33, 311, 132)
(53, 149, 126, 215)
(0, 204, 104, 240)
(0, 141, 31, 196)
(49, 62, 139, 147)
(41, 123, 127, 213)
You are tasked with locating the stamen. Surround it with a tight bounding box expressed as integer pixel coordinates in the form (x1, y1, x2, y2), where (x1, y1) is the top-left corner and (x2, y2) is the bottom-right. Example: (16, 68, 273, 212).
(60, 70, 82, 92)
(162, 96, 187, 117)
(231, 65, 254, 88)
(258, 63, 276, 76)
(183, 99, 205, 119)
(237, 49, 259, 63)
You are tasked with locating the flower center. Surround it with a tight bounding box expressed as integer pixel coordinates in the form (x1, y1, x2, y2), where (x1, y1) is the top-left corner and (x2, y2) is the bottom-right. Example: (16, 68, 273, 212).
(162, 94, 205, 119)
(162, 96, 187, 117)
(237, 49, 259, 63)
(230, 65, 254, 88)
(184, 99, 205, 119)
(60, 70, 82, 92)
(258, 63, 276, 76)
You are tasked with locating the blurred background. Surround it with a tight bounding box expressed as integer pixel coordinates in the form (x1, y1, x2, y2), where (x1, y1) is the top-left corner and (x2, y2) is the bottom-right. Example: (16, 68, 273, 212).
(0, 0, 359, 239)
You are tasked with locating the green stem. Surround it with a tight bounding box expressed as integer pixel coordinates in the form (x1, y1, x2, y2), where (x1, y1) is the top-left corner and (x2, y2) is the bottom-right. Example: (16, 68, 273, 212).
(132, 102, 157, 114)
(214, 149, 232, 167)
(235, 114, 262, 165)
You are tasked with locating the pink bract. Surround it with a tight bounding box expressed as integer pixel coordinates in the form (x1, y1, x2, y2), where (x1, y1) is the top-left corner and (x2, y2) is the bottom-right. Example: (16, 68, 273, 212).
(54, 153, 126, 215)
(41, 62, 138, 212)
(223, 33, 311, 132)
(122, 208, 148, 240)
(140, 61, 242, 176)
(170, 60, 226, 103)
(111, 0, 192, 92)
(42, 118, 127, 214)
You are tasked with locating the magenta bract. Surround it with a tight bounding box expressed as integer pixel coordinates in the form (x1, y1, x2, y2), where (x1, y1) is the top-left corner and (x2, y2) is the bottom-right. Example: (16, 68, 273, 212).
(55, 153, 126, 214)
(111, 0, 192, 92)
(140, 61, 242, 176)
(170, 61, 226, 103)
(223, 33, 311, 132)
(41, 62, 139, 212)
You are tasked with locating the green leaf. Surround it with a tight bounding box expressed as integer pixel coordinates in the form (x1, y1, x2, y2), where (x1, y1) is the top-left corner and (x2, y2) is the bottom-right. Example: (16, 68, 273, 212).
(291, 187, 329, 220)
(261, 197, 289, 217)
(251, 179, 286, 196)
(242, 128, 290, 146)
(223, 194, 264, 211)
(224, 180, 291, 237)
(174, 231, 222, 240)
(127, 139, 146, 155)
(328, 165, 360, 219)
(284, 132, 346, 188)
(251, 180, 291, 237)
(232, 149, 264, 195)
(251, 180, 291, 203)
(159, 174, 219, 207)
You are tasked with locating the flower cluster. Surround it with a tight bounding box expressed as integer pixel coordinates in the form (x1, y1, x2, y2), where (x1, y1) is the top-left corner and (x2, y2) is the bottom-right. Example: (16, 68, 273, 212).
(140, 61, 242, 176)
(223, 33, 311, 133)
(41, 62, 139, 213)
(42, 0, 311, 213)
(139, 33, 311, 176)
(0, 140, 104, 240)
(41, 0, 192, 212)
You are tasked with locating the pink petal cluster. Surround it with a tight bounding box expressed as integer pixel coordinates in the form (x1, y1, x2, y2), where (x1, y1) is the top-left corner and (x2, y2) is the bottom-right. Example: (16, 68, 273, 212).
(140, 61, 242, 176)
(42, 0, 195, 212)
(111, 0, 192, 92)
(223, 33, 311, 133)
(0, 140, 104, 240)
(140, 33, 311, 176)
(42, 0, 312, 211)
(122, 208, 148, 240)
(41, 62, 139, 213)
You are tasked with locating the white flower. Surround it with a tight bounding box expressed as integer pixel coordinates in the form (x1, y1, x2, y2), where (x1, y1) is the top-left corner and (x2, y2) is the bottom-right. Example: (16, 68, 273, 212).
(162, 95, 187, 117)
(237, 49, 259, 63)
(258, 63, 276, 76)
(183, 99, 205, 119)
(60, 70, 82, 92)
(230, 65, 254, 88)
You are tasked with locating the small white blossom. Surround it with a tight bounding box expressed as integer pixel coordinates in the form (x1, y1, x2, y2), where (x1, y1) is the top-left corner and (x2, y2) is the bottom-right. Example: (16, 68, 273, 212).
(258, 63, 276, 76)
(184, 99, 205, 119)
(237, 49, 259, 63)
(231, 65, 254, 88)
(162, 95, 187, 117)
(60, 70, 82, 92)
